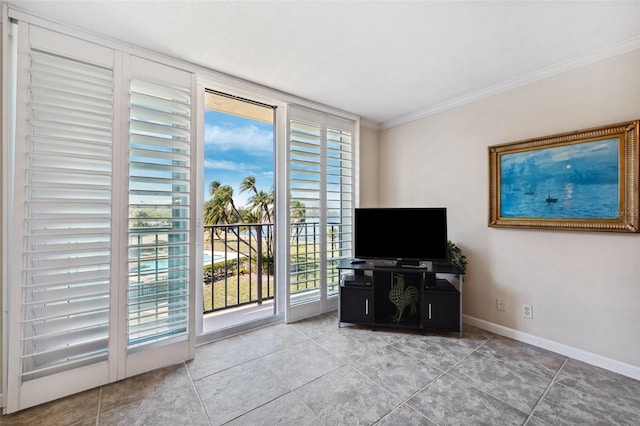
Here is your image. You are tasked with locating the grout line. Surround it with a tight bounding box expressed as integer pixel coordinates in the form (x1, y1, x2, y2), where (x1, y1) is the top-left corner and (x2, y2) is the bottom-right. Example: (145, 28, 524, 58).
(216, 322, 412, 424)
(95, 387, 102, 426)
(372, 402, 440, 426)
(290, 391, 324, 425)
(476, 336, 565, 383)
(449, 335, 564, 422)
(192, 335, 307, 382)
(216, 353, 336, 425)
(195, 323, 333, 425)
(218, 388, 321, 426)
(185, 360, 213, 426)
(333, 361, 421, 425)
(356, 334, 466, 425)
(392, 334, 504, 425)
(523, 357, 568, 425)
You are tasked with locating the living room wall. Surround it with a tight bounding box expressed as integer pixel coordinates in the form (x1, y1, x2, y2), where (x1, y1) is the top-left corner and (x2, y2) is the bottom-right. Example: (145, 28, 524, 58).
(358, 125, 379, 207)
(375, 50, 640, 375)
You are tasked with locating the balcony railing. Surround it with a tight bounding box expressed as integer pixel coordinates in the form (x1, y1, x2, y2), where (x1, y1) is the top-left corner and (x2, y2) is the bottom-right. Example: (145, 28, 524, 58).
(205, 221, 345, 312)
(129, 222, 347, 316)
(289, 222, 342, 301)
(203, 223, 274, 314)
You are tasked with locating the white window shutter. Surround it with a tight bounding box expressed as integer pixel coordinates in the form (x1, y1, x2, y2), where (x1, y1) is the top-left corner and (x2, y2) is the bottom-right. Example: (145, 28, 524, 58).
(23, 48, 114, 379)
(289, 117, 323, 305)
(6, 24, 115, 412)
(124, 56, 195, 375)
(127, 75, 191, 347)
(326, 116, 354, 290)
(286, 106, 355, 321)
(5, 23, 196, 412)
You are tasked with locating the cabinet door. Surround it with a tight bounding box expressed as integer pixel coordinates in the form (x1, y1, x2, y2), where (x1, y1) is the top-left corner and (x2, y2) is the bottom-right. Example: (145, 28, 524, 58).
(423, 291, 460, 331)
(339, 286, 373, 324)
(373, 271, 422, 326)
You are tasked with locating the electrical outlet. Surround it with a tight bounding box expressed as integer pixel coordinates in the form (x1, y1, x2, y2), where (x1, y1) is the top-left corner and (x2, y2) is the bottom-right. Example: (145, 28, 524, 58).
(496, 298, 505, 312)
(523, 304, 533, 319)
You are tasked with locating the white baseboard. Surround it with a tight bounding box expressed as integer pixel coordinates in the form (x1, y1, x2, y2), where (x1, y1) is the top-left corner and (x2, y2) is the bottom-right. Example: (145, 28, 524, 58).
(463, 315, 640, 381)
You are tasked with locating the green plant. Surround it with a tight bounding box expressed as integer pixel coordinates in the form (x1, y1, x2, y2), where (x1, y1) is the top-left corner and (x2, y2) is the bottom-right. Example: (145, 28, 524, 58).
(447, 240, 467, 274)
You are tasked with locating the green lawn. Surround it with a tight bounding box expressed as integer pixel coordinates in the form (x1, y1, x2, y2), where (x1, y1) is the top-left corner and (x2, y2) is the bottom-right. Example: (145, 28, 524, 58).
(202, 273, 274, 312)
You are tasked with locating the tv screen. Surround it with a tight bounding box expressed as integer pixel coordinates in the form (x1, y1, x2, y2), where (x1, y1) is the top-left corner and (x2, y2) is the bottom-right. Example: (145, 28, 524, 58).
(354, 207, 448, 263)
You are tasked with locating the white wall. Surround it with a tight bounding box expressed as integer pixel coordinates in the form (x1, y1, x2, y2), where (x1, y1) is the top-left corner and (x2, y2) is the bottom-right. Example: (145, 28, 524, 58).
(358, 125, 379, 207)
(377, 51, 640, 372)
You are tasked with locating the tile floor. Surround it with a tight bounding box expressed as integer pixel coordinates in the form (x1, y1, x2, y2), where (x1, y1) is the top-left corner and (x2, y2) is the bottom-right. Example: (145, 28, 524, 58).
(1, 311, 639, 425)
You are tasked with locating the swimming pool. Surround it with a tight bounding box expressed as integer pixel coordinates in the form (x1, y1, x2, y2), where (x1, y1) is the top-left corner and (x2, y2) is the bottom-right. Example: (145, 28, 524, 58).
(131, 251, 232, 272)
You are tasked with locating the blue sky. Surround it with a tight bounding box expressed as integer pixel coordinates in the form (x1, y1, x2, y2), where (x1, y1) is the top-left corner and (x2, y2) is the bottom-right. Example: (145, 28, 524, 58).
(204, 110, 274, 208)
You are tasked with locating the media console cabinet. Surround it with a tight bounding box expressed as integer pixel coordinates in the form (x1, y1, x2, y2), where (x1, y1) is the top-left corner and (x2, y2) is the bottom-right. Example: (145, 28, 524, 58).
(336, 259, 464, 336)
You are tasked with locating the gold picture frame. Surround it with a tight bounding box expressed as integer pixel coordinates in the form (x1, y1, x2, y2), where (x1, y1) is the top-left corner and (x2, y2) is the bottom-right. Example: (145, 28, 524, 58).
(489, 120, 639, 232)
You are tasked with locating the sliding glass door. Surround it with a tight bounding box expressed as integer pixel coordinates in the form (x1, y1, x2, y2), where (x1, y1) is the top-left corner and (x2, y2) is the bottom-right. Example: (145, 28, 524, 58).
(200, 90, 277, 334)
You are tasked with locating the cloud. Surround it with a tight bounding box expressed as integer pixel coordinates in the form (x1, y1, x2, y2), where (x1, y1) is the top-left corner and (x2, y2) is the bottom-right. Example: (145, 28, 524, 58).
(204, 159, 243, 171)
(204, 158, 269, 177)
(204, 123, 273, 153)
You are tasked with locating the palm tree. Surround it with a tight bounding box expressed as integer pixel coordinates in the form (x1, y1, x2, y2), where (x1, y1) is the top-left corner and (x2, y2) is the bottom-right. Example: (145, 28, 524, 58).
(205, 181, 247, 254)
(205, 177, 278, 265)
(240, 176, 275, 266)
(209, 182, 242, 221)
(241, 210, 262, 224)
(240, 176, 273, 224)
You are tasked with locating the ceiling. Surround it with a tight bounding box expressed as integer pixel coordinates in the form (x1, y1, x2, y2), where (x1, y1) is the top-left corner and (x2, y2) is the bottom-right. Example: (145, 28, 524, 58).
(9, 1, 640, 128)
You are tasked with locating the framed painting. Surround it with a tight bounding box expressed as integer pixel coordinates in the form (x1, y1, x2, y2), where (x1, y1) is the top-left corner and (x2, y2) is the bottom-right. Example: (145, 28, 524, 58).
(488, 120, 639, 232)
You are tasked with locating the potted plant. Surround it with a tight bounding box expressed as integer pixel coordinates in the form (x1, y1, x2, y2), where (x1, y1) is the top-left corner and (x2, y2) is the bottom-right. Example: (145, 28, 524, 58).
(446, 240, 467, 275)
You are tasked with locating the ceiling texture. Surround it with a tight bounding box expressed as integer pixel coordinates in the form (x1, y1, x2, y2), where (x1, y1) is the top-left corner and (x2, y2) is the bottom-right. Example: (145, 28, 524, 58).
(9, 1, 640, 128)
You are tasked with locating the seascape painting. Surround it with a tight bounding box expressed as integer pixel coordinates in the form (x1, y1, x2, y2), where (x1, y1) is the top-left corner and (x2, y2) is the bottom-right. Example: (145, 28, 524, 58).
(499, 137, 620, 219)
(488, 120, 638, 232)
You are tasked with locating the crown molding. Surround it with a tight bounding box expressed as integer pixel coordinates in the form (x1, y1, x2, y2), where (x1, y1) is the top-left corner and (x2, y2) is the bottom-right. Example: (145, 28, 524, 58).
(359, 118, 381, 130)
(381, 36, 640, 131)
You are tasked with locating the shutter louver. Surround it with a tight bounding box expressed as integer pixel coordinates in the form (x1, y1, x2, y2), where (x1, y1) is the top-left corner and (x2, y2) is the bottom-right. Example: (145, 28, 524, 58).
(289, 119, 322, 303)
(21, 49, 114, 381)
(127, 77, 191, 348)
(326, 125, 353, 294)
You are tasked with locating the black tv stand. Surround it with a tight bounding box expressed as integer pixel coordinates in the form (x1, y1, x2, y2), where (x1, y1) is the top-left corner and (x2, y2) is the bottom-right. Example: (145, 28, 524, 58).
(337, 259, 464, 335)
(372, 259, 398, 268)
(372, 259, 431, 268)
(397, 259, 421, 267)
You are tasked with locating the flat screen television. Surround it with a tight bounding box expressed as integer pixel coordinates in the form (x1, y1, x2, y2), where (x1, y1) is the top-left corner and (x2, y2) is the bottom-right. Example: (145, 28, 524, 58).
(354, 207, 448, 265)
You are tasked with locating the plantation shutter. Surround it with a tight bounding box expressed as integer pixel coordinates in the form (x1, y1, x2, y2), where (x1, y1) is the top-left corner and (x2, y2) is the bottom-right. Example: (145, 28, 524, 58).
(286, 106, 355, 322)
(5, 19, 196, 412)
(6, 24, 116, 412)
(326, 115, 354, 296)
(289, 115, 323, 307)
(124, 56, 195, 374)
